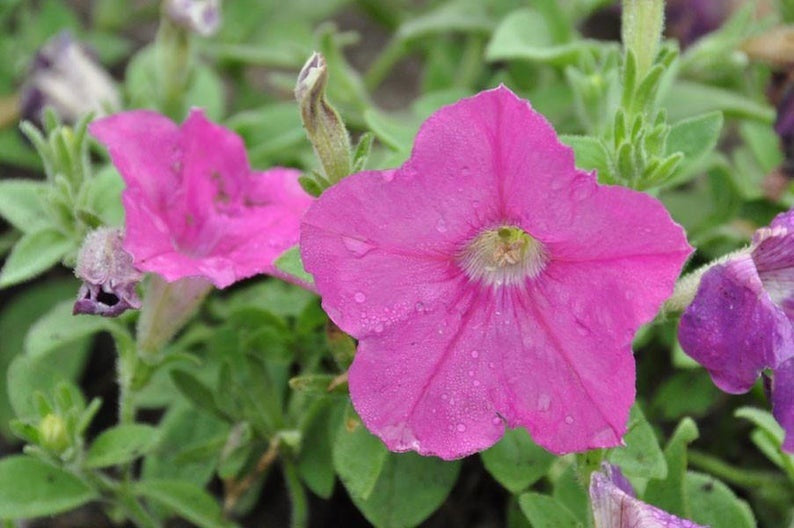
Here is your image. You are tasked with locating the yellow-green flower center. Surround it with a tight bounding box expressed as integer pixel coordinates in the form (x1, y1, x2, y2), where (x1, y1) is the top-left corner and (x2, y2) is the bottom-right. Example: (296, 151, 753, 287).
(458, 226, 548, 287)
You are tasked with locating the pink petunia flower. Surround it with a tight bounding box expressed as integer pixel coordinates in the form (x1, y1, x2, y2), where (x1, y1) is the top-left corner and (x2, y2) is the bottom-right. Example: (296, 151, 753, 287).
(90, 109, 313, 289)
(590, 464, 705, 528)
(300, 86, 691, 459)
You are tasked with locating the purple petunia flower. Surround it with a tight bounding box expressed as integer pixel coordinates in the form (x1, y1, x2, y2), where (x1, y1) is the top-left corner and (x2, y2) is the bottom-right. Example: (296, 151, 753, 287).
(680, 210, 794, 452)
(300, 86, 691, 459)
(90, 109, 314, 289)
(590, 464, 706, 528)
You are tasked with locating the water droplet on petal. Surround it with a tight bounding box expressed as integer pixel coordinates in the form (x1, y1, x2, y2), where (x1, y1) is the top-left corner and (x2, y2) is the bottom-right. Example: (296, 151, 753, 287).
(473, 380, 480, 386)
(537, 393, 551, 412)
(436, 218, 448, 233)
(468, 370, 474, 377)
(471, 350, 479, 359)
(415, 301, 425, 312)
(492, 416, 502, 425)
(354, 292, 366, 303)
(374, 323, 384, 333)
(456, 423, 466, 432)
(342, 236, 375, 258)
(382, 171, 395, 182)
(565, 415, 574, 425)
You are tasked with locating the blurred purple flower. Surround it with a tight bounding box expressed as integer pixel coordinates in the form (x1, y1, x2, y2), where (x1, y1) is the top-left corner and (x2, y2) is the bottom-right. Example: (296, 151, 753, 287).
(679, 210, 794, 452)
(165, 0, 221, 36)
(74, 228, 142, 317)
(665, 0, 728, 47)
(20, 32, 120, 125)
(590, 464, 706, 527)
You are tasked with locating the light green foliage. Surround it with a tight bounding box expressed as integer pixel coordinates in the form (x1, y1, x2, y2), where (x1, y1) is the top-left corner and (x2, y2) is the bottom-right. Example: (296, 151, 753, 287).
(481, 428, 556, 493)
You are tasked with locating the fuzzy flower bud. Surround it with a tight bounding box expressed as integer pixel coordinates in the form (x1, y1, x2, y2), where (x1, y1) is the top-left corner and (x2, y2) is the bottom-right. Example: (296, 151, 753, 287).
(164, 0, 221, 37)
(20, 32, 120, 125)
(74, 228, 142, 318)
(295, 52, 352, 185)
(38, 414, 70, 453)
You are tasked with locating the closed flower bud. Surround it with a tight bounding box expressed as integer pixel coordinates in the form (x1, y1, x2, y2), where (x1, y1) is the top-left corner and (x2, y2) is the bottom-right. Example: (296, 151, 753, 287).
(38, 414, 70, 453)
(74, 228, 142, 318)
(20, 32, 121, 125)
(165, 0, 221, 37)
(295, 52, 352, 185)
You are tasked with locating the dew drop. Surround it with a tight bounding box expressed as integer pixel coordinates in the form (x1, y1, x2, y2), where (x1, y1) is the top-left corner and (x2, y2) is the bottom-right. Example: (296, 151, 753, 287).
(488, 362, 495, 369)
(342, 236, 375, 258)
(382, 171, 395, 182)
(354, 292, 366, 303)
(374, 323, 384, 333)
(415, 301, 425, 312)
(551, 178, 565, 190)
(492, 416, 502, 425)
(473, 380, 480, 386)
(468, 370, 474, 377)
(456, 423, 466, 432)
(571, 180, 595, 201)
(441, 394, 448, 400)
(471, 350, 479, 359)
(565, 415, 574, 425)
(537, 393, 551, 412)
(435, 218, 448, 233)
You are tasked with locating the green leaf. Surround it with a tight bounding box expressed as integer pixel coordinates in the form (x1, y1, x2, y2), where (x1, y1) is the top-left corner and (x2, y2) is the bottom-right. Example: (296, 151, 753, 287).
(7, 355, 87, 423)
(644, 418, 699, 517)
(552, 464, 589, 524)
(735, 407, 785, 444)
(333, 410, 389, 501)
(608, 404, 667, 479)
(0, 180, 50, 233)
(274, 246, 314, 286)
(684, 471, 756, 528)
(666, 112, 723, 181)
(481, 428, 555, 493)
(136, 479, 233, 528)
(142, 403, 229, 486)
(517, 492, 582, 528)
(397, 0, 493, 42)
(0, 228, 73, 288)
(663, 81, 774, 123)
(560, 135, 612, 181)
(0, 280, 77, 439)
(298, 400, 341, 499)
(170, 370, 230, 422)
(486, 8, 596, 65)
(25, 300, 126, 358)
(0, 455, 97, 518)
(347, 450, 460, 528)
(85, 424, 160, 468)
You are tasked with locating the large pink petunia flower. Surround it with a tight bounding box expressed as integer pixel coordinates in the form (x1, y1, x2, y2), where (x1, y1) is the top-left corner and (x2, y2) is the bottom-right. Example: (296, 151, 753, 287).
(90, 109, 313, 289)
(300, 86, 691, 459)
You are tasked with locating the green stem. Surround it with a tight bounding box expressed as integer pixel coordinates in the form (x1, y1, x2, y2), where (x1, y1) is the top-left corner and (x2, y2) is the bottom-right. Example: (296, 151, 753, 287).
(455, 36, 485, 89)
(688, 449, 791, 490)
(155, 16, 192, 120)
(364, 38, 407, 92)
(283, 459, 308, 528)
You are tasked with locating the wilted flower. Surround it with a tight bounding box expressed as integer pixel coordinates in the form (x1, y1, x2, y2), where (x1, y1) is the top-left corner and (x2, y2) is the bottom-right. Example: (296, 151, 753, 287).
(679, 210, 794, 452)
(165, 0, 221, 37)
(74, 227, 142, 317)
(90, 109, 313, 289)
(20, 32, 120, 125)
(301, 86, 691, 459)
(590, 463, 706, 528)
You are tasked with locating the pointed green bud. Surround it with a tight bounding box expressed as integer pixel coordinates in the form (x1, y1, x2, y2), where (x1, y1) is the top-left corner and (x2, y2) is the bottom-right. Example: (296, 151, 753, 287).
(295, 52, 352, 186)
(621, 0, 665, 78)
(39, 413, 70, 453)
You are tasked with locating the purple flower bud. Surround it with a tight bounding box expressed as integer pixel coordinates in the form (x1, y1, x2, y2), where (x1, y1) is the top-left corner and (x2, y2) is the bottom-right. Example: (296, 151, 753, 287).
(73, 228, 142, 318)
(19, 32, 121, 125)
(165, 0, 221, 37)
(590, 463, 706, 528)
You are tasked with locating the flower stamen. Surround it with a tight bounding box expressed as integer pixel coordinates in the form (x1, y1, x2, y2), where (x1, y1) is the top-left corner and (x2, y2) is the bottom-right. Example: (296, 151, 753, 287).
(459, 225, 548, 287)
